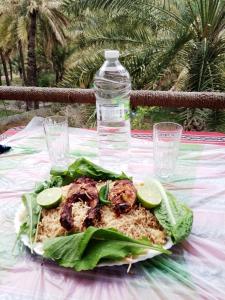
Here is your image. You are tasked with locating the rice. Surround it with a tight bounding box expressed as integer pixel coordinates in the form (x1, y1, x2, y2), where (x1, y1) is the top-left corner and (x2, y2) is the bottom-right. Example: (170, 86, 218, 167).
(37, 185, 167, 245)
(99, 205, 166, 245)
(37, 201, 89, 242)
(72, 202, 89, 232)
(37, 185, 71, 242)
(37, 205, 66, 242)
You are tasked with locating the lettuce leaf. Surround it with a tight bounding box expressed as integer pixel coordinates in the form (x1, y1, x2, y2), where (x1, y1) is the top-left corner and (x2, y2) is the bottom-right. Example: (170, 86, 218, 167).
(20, 193, 41, 248)
(153, 192, 193, 244)
(35, 158, 130, 193)
(66, 158, 131, 181)
(43, 227, 170, 271)
(34, 176, 63, 194)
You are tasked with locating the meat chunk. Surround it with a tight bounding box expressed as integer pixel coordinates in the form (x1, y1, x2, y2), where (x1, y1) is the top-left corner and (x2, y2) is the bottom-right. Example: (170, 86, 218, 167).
(83, 207, 101, 227)
(67, 177, 98, 207)
(60, 199, 74, 231)
(108, 180, 137, 216)
(60, 177, 99, 231)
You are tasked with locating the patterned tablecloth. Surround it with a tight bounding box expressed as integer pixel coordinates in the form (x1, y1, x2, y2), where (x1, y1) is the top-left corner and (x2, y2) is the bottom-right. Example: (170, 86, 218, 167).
(2, 125, 225, 145)
(0, 117, 225, 300)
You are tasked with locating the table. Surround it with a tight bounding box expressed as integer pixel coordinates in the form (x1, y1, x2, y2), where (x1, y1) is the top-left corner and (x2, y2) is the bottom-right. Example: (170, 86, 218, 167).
(0, 117, 225, 300)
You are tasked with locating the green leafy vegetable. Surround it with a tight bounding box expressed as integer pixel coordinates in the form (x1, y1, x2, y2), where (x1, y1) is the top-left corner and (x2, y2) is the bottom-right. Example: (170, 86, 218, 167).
(34, 158, 130, 194)
(153, 192, 193, 244)
(67, 158, 131, 180)
(99, 181, 111, 205)
(21, 193, 41, 249)
(35, 176, 63, 194)
(52, 158, 130, 184)
(43, 227, 170, 271)
(34, 208, 42, 244)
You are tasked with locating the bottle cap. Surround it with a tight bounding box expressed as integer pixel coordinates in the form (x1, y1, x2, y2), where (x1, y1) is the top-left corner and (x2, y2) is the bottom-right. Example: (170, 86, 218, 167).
(104, 50, 120, 59)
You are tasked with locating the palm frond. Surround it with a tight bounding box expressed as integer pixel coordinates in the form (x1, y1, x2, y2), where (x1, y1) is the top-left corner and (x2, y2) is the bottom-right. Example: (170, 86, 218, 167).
(63, 0, 151, 16)
(178, 108, 210, 131)
(60, 48, 104, 88)
(207, 109, 225, 132)
(17, 16, 28, 44)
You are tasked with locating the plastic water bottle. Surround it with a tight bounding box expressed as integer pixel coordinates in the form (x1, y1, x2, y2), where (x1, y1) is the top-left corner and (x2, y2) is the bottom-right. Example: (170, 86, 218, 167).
(94, 50, 131, 169)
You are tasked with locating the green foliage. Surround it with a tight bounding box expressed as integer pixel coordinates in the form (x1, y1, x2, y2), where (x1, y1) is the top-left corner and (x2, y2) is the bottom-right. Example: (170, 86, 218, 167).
(178, 108, 209, 131)
(207, 110, 225, 132)
(60, 49, 104, 88)
(61, 0, 225, 131)
(131, 106, 181, 129)
(37, 72, 55, 87)
(0, 0, 69, 87)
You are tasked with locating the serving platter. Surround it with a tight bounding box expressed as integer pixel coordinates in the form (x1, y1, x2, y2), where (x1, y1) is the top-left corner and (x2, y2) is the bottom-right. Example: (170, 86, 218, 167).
(14, 204, 173, 267)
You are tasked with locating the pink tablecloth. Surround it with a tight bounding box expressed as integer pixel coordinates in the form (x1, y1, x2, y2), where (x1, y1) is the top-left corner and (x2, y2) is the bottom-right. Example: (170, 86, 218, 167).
(2, 125, 225, 145)
(0, 117, 225, 300)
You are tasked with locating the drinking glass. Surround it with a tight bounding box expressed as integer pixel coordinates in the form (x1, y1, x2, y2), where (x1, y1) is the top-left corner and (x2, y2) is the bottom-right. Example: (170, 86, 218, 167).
(153, 122, 183, 180)
(43, 116, 69, 171)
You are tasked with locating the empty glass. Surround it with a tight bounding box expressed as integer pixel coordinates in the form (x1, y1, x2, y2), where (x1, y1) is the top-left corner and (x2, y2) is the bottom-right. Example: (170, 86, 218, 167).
(43, 116, 69, 171)
(153, 122, 183, 180)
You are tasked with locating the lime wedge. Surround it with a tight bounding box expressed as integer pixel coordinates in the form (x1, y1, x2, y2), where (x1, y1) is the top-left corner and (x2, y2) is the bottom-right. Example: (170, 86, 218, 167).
(136, 179, 162, 208)
(37, 187, 62, 209)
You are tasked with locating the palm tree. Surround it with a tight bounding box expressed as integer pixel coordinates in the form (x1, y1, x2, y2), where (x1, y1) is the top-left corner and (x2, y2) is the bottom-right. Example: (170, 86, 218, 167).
(0, 66, 2, 86)
(62, 0, 225, 130)
(62, 0, 225, 90)
(164, 0, 225, 130)
(0, 0, 68, 108)
(51, 44, 77, 84)
(0, 48, 10, 86)
(61, 0, 172, 89)
(18, 40, 27, 85)
(0, 11, 27, 85)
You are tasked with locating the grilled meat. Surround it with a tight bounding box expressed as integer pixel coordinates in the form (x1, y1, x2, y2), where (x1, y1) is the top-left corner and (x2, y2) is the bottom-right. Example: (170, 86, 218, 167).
(60, 177, 99, 231)
(60, 198, 74, 231)
(83, 206, 101, 227)
(108, 179, 137, 216)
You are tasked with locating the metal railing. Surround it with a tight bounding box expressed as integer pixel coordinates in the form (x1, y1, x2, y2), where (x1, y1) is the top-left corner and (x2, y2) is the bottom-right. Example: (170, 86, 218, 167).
(0, 86, 225, 109)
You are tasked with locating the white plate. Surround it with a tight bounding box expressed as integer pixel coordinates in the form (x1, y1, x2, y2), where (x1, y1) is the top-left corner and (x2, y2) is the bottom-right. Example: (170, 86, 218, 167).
(14, 204, 173, 267)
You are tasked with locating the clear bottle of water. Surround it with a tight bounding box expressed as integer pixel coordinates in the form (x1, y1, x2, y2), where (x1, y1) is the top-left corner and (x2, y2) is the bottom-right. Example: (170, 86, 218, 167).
(94, 50, 131, 169)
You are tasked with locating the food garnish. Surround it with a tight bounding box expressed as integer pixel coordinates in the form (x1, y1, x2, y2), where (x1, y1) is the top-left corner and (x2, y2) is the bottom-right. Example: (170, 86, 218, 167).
(36, 187, 62, 209)
(136, 179, 162, 208)
(99, 181, 111, 205)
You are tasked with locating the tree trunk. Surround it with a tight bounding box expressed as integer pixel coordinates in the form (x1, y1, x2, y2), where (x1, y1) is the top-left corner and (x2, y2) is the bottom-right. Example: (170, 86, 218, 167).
(55, 69, 58, 84)
(0, 66, 2, 85)
(18, 40, 30, 110)
(9, 58, 13, 81)
(18, 40, 27, 84)
(59, 68, 64, 82)
(0, 49, 10, 86)
(18, 63, 22, 79)
(27, 10, 39, 109)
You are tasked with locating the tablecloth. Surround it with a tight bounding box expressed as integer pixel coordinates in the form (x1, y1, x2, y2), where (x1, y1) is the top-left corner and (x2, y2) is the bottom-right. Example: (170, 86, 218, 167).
(0, 117, 225, 300)
(2, 126, 225, 145)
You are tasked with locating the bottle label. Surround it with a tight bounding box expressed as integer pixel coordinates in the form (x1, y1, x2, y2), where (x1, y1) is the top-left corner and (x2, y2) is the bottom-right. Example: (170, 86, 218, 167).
(101, 104, 124, 122)
(97, 99, 130, 122)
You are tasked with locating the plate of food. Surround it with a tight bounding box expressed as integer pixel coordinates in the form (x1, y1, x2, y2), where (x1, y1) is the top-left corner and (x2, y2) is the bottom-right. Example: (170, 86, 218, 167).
(15, 158, 193, 271)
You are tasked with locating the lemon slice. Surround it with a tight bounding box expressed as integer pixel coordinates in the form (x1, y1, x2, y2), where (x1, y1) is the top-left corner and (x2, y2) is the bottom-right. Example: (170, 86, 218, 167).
(136, 179, 162, 208)
(37, 187, 62, 209)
